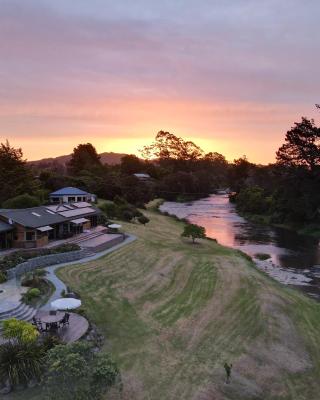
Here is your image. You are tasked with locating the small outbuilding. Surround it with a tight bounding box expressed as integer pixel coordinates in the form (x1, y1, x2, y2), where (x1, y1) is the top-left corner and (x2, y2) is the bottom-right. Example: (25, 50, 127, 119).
(49, 187, 96, 204)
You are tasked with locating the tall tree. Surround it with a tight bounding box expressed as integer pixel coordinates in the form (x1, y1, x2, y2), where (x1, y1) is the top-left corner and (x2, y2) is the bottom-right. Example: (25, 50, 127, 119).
(120, 154, 143, 175)
(228, 156, 253, 191)
(67, 143, 102, 175)
(141, 131, 203, 171)
(0, 140, 36, 205)
(276, 117, 320, 171)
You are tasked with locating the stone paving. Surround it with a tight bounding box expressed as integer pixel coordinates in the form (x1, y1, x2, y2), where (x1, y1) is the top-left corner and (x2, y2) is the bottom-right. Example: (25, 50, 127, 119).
(0, 279, 27, 314)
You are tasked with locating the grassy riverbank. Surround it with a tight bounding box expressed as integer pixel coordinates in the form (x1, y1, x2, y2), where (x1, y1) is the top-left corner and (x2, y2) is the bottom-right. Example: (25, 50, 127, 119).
(8, 205, 320, 399)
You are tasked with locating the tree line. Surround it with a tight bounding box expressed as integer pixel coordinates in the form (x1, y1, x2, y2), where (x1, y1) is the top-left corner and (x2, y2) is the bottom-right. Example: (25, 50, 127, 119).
(1, 109, 319, 231)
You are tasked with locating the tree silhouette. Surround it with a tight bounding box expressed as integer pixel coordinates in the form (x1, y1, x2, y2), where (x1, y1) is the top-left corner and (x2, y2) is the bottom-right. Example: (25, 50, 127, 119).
(67, 143, 101, 175)
(276, 118, 320, 171)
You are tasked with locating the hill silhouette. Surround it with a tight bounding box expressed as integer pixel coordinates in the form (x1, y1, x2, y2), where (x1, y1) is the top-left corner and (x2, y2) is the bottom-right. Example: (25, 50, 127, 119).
(29, 151, 127, 167)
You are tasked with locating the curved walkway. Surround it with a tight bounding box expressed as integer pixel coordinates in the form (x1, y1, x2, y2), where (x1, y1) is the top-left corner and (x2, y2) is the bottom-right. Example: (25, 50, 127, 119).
(41, 234, 137, 310)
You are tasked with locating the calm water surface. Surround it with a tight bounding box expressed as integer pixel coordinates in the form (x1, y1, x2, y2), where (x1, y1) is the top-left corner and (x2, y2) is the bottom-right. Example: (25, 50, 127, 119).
(160, 194, 320, 299)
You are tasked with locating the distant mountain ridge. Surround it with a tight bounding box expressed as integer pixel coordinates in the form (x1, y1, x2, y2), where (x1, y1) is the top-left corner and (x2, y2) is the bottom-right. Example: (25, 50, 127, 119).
(29, 152, 127, 166)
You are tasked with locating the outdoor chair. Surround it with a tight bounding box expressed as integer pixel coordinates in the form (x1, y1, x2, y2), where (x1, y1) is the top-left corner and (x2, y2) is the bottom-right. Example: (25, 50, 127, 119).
(37, 323, 45, 332)
(32, 317, 44, 332)
(45, 322, 58, 331)
(50, 322, 59, 331)
(59, 313, 70, 327)
(58, 315, 66, 328)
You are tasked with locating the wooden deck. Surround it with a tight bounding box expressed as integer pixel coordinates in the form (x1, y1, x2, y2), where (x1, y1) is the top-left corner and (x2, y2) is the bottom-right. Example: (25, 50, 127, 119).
(36, 311, 89, 343)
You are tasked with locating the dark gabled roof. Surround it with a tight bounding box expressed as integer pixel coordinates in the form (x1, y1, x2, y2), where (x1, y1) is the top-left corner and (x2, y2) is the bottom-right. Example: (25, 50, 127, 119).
(0, 207, 67, 228)
(0, 220, 14, 233)
(0, 203, 101, 229)
(50, 187, 89, 196)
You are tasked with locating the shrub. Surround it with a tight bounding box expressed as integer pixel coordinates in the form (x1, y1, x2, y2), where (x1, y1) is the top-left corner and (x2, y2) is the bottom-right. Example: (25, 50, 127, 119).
(138, 215, 150, 225)
(0, 341, 45, 386)
(28, 287, 41, 297)
(22, 287, 41, 303)
(235, 186, 272, 215)
(133, 209, 143, 218)
(135, 202, 146, 209)
(41, 334, 63, 351)
(255, 253, 271, 260)
(122, 210, 134, 221)
(21, 272, 35, 287)
(43, 342, 120, 400)
(2, 319, 39, 343)
(0, 271, 7, 283)
(50, 243, 80, 253)
(113, 195, 128, 205)
(98, 213, 109, 226)
(99, 201, 117, 218)
(181, 224, 206, 243)
(33, 268, 47, 277)
(2, 194, 40, 209)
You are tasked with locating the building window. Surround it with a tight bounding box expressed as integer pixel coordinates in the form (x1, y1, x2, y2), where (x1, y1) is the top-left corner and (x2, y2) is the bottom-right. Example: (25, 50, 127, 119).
(25, 231, 36, 241)
(68, 197, 76, 202)
(51, 197, 60, 203)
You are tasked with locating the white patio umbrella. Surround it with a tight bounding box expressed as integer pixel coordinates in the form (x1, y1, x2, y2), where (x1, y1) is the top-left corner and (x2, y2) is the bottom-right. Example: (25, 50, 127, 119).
(51, 298, 81, 310)
(108, 223, 122, 229)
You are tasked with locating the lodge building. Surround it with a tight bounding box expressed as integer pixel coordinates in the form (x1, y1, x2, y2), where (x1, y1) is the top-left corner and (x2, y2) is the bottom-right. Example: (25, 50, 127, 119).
(0, 188, 101, 250)
(49, 187, 96, 204)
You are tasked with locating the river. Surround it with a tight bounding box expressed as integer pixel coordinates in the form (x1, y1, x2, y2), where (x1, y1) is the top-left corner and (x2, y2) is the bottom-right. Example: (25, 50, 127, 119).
(160, 194, 320, 300)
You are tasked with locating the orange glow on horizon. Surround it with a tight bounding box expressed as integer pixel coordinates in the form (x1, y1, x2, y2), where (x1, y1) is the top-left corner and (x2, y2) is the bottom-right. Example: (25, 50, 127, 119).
(4, 98, 319, 165)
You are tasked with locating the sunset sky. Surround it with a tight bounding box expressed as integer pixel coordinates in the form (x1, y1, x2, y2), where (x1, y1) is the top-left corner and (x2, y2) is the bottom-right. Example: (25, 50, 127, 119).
(1, 0, 319, 164)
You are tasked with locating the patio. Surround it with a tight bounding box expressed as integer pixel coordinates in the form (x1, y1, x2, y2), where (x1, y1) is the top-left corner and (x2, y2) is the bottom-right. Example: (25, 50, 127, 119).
(35, 310, 89, 343)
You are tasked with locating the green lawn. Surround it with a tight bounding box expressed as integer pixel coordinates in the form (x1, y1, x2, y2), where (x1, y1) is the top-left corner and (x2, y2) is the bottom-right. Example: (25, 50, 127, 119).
(7, 205, 320, 399)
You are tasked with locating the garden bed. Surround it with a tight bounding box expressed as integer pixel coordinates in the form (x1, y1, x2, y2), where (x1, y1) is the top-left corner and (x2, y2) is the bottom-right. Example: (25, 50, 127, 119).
(0, 243, 81, 273)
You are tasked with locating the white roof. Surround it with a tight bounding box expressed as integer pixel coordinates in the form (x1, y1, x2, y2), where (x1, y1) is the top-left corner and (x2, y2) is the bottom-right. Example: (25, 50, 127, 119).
(73, 202, 91, 208)
(71, 218, 89, 224)
(37, 225, 53, 232)
(58, 207, 96, 218)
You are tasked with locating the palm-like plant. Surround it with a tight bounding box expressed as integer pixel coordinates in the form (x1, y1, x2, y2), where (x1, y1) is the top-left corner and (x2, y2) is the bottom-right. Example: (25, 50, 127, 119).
(0, 341, 45, 386)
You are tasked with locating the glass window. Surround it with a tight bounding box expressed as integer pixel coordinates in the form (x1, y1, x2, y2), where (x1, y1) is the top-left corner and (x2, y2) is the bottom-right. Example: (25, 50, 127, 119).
(26, 231, 35, 241)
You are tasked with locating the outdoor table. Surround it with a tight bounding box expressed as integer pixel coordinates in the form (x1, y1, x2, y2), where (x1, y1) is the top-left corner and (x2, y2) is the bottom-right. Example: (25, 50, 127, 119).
(41, 314, 62, 324)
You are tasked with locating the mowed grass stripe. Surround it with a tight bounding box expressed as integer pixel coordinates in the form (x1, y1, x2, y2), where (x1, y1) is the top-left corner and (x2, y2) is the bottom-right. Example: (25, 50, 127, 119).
(52, 209, 320, 400)
(152, 261, 217, 326)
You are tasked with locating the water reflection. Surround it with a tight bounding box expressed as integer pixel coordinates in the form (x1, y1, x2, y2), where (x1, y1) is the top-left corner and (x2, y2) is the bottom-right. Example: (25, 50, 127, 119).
(160, 194, 320, 298)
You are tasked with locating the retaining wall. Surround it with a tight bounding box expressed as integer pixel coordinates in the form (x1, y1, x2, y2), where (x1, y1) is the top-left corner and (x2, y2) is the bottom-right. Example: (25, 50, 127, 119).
(6, 250, 89, 279)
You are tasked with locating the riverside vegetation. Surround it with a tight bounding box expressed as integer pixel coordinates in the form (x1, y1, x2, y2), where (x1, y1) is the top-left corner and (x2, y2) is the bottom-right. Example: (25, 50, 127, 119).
(7, 203, 320, 400)
(1, 109, 320, 236)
